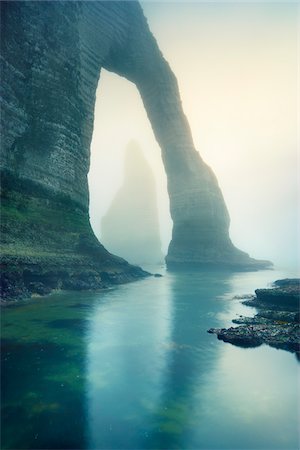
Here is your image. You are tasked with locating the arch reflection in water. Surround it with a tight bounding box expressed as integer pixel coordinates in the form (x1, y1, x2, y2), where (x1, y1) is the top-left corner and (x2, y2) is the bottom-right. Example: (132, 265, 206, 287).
(86, 275, 173, 449)
(140, 270, 233, 449)
(86, 268, 299, 449)
(86, 270, 234, 449)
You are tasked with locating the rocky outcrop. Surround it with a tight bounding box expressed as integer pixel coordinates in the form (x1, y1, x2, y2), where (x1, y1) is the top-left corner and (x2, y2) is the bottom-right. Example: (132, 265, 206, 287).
(101, 141, 164, 265)
(208, 279, 300, 355)
(252, 279, 299, 308)
(1, 1, 270, 300)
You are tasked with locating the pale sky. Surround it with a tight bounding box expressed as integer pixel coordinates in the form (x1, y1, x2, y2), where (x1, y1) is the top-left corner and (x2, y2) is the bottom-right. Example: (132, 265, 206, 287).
(88, 1, 299, 271)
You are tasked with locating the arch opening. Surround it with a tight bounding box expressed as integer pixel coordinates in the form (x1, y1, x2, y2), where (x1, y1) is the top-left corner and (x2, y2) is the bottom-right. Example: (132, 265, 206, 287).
(88, 70, 172, 265)
(1, 1, 276, 301)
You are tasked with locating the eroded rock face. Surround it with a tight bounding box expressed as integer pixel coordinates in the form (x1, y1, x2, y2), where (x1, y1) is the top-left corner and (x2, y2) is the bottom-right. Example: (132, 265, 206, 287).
(101, 142, 164, 265)
(1, 1, 270, 299)
(0, 2, 150, 299)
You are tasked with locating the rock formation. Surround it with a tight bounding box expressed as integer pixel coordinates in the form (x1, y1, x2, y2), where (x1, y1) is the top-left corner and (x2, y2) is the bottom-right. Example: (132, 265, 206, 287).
(208, 279, 300, 355)
(101, 142, 164, 265)
(1, 1, 270, 298)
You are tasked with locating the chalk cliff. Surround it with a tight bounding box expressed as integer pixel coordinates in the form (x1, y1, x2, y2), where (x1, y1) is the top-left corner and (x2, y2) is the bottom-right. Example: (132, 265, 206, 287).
(101, 142, 164, 265)
(0, 2, 149, 299)
(0, 1, 270, 298)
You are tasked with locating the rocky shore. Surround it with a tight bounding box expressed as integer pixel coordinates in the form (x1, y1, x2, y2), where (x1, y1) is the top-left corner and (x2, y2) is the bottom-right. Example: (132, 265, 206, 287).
(0, 253, 149, 304)
(0, 172, 149, 304)
(208, 278, 300, 356)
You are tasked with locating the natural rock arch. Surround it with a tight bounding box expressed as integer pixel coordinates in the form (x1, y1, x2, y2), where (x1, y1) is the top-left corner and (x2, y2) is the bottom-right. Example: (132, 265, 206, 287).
(0, 1, 270, 298)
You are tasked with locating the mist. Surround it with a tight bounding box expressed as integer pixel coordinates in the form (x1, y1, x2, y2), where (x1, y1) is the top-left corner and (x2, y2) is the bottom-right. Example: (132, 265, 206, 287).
(88, 1, 299, 271)
(2, 2, 299, 447)
(100, 141, 164, 265)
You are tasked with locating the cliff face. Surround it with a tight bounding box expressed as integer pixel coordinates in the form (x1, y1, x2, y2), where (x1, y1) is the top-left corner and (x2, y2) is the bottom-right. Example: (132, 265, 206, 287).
(101, 142, 164, 265)
(1, 1, 127, 208)
(0, 1, 270, 299)
(0, 2, 149, 299)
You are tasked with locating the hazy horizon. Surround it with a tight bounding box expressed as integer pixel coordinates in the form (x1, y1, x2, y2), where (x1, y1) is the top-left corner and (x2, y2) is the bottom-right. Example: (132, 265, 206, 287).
(88, 1, 299, 271)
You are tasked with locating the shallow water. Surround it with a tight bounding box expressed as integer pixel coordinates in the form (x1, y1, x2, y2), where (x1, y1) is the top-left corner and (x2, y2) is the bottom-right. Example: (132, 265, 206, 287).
(1, 267, 299, 449)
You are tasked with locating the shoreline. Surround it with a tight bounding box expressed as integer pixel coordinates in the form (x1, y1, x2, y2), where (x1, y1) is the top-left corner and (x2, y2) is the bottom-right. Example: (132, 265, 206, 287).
(208, 278, 300, 357)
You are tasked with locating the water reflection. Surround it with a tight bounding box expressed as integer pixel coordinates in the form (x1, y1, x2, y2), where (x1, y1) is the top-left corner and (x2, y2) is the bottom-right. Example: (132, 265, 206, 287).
(86, 275, 173, 449)
(86, 269, 299, 450)
(2, 269, 298, 449)
(86, 270, 234, 449)
(194, 344, 299, 450)
(141, 270, 234, 449)
(188, 270, 300, 450)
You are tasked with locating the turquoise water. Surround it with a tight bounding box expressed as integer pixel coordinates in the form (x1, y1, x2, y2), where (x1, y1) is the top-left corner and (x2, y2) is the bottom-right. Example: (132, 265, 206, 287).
(1, 267, 299, 449)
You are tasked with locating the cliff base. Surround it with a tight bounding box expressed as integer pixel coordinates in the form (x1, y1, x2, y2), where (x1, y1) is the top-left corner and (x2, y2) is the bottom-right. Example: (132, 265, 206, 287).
(0, 172, 148, 302)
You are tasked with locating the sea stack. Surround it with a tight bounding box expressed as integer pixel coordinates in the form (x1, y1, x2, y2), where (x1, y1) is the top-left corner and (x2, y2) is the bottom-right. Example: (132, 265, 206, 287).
(101, 142, 164, 265)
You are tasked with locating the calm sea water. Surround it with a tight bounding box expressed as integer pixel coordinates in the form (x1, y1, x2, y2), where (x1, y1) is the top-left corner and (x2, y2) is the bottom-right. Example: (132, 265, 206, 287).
(1, 267, 299, 450)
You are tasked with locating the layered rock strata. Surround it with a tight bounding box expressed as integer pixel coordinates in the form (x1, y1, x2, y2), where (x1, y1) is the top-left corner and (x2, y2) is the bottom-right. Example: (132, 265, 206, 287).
(0, 2, 149, 299)
(0, 170, 148, 301)
(101, 142, 164, 265)
(208, 279, 300, 355)
(1, 1, 269, 300)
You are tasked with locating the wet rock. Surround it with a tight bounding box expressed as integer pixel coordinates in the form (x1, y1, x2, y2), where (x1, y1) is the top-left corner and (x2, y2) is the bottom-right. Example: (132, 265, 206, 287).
(208, 324, 299, 352)
(28, 282, 52, 296)
(232, 310, 298, 325)
(208, 278, 300, 355)
(260, 278, 298, 302)
(208, 327, 263, 348)
(232, 294, 255, 300)
(273, 279, 299, 288)
(256, 310, 299, 323)
(232, 315, 274, 325)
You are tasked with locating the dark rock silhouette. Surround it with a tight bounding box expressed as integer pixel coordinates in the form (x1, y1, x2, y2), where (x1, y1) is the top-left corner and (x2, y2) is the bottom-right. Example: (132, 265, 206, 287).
(1, 2, 271, 298)
(101, 142, 164, 265)
(208, 279, 300, 355)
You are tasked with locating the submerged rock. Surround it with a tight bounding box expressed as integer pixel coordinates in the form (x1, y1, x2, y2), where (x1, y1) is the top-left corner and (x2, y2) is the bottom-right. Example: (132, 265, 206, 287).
(208, 279, 300, 355)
